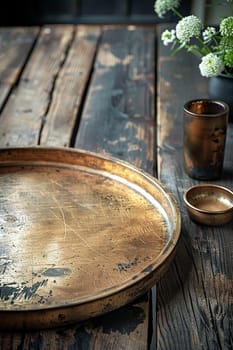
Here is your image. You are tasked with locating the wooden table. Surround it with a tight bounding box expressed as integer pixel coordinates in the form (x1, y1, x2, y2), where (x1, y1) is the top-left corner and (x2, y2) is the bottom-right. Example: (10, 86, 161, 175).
(0, 24, 232, 350)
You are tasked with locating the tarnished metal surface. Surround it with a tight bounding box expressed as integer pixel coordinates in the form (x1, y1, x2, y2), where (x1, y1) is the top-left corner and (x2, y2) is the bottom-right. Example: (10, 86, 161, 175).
(183, 99, 229, 180)
(0, 147, 181, 330)
(183, 184, 233, 226)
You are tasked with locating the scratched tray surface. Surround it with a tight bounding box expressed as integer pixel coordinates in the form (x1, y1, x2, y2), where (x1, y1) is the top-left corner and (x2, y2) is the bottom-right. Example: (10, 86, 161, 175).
(0, 147, 181, 329)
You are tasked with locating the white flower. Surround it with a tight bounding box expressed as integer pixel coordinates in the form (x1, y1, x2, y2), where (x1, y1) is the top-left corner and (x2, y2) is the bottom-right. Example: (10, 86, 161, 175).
(199, 53, 224, 77)
(220, 16, 233, 36)
(176, 15, 203, 44)
(161, 29, 176, 46)
(154, 0, 180, 18)
(202, 27, 216, 43)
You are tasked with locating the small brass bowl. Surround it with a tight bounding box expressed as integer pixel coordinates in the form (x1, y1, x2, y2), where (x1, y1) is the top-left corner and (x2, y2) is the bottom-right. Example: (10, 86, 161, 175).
(183, 184, 233, 226)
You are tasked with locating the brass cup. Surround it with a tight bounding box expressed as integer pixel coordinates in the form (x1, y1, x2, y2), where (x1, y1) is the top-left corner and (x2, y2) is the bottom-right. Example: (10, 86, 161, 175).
(183, 99, 229, 180)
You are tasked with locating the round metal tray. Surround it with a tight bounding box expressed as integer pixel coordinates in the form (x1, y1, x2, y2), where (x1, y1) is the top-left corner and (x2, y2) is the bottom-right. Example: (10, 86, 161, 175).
(0, 147, 181, 330)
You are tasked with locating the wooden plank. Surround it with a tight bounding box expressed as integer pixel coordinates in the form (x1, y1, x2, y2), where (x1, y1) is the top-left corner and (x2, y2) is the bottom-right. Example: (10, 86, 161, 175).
(156, 24, 233, 350)
(0, 84, 11, 108)
(0, 25, 74, 147)
(75, 25, 156, 349)
(0, 27, 39, 106)
(75, 25, 155, 172)
(0, 27, 39, 85)
(40, 25, 101, 147)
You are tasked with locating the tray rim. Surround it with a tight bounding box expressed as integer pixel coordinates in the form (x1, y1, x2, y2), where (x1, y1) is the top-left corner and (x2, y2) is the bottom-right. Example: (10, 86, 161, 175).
(0, 146, 181, 326)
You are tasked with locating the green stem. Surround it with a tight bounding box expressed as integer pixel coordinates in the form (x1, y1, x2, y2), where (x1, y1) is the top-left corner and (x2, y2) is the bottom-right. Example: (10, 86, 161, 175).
(196, 37, 211, 54)
(185, 45, 202, 58)
(171, 7, 183, 19)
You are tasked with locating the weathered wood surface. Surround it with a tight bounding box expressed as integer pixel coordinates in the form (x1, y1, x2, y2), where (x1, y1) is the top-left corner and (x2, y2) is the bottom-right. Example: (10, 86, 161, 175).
(0, 27, 39, 106)
(0, 25, 156, 349)
(40, 26, 102, 147)
(75, 26, 155, 171)
(0, 25, 74, 147)
(156, 25, 233, 350)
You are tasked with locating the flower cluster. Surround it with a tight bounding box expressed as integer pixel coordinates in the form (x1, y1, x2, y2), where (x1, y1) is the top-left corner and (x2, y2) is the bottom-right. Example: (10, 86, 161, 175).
(154, 0, 233, 77)
(154, 0, 180, 18)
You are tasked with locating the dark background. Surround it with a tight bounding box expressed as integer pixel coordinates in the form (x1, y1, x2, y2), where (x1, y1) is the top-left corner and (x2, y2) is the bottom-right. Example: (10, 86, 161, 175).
(0, 0, 190, 25)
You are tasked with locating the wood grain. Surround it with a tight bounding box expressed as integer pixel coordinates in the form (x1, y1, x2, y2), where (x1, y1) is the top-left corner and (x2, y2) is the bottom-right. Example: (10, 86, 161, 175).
(0, 27, 39, 85)
(40, 26, 101, 147)
(75, 25, 155, 172)
(0, 27, 39, 106)
(156, 24, 233, 350)
(0, 25, 74, 147)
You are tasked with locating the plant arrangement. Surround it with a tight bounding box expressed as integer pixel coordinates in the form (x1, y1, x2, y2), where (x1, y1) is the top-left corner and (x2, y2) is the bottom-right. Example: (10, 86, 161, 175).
(154, 0, 233, 77)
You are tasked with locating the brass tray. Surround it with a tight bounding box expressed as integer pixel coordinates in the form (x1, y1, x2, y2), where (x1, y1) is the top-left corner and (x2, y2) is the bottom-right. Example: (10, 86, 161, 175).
(0, 147, 181, 330)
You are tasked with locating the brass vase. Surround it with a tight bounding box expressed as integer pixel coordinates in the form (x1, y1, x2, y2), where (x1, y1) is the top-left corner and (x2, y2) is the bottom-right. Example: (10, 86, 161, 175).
(183, 99, 229, 180)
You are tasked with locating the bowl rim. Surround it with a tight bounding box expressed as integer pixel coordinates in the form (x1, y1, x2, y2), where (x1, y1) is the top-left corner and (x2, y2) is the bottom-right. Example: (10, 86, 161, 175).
(183, 184, 233, 215)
